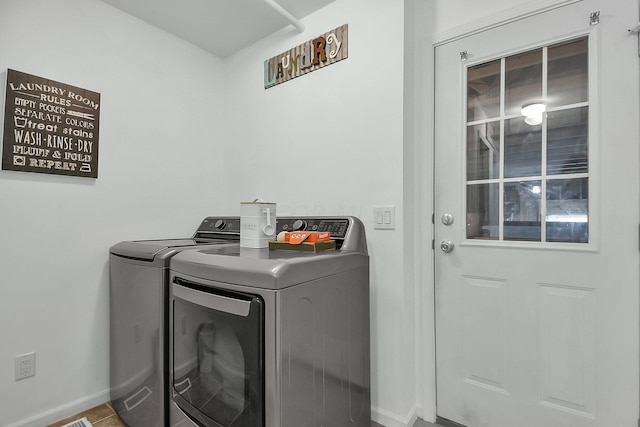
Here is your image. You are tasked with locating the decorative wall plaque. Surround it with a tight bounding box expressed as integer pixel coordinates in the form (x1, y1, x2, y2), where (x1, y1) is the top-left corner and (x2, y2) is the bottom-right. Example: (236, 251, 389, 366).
(2, 69, 100, 178)
(264, 24, 348, 89)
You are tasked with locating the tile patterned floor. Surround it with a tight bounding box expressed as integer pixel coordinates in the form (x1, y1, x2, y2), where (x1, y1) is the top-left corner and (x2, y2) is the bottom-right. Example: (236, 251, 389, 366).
(49, 402, 441, 427)
(47, 402, 126, 427)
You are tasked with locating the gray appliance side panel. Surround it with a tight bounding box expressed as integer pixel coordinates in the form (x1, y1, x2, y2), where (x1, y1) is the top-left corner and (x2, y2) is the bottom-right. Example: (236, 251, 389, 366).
(170, 250, 369, 290)
(109, 255, 167, 427)
(110, 241, 178, 266)
(340, 216, 369, 255)
(278, 266, 371, 427)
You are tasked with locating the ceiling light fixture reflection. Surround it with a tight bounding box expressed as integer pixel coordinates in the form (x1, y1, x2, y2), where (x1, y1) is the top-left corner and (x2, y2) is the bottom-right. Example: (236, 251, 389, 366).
(521, 102, 546, 126)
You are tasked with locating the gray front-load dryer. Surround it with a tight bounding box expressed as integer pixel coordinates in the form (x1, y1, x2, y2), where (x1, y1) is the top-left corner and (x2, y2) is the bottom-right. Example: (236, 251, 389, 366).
(109, 217, 241, 427)
(168, 216, 370, 427)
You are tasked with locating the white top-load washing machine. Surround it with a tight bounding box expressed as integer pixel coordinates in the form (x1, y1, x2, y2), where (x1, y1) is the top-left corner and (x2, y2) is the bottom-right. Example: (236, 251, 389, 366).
(168, 216, 370, 427)
(109, 217, 242, 427)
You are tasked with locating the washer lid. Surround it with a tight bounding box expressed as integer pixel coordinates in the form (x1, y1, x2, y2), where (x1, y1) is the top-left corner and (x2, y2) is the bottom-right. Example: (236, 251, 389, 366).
(110, 238, 231, 261)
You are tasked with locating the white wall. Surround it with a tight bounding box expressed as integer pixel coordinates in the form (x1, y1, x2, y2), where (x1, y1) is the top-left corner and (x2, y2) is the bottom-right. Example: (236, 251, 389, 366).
(0, 0, 575, 426)
(0, 1, 226, 425)
(433, 0, 532, 34)
(221, 1, 415, 425)
(404, 0, 436, 423)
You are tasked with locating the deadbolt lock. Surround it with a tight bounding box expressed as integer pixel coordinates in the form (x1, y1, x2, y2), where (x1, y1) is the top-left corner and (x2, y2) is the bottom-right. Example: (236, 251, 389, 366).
(441, 213, 454, 226)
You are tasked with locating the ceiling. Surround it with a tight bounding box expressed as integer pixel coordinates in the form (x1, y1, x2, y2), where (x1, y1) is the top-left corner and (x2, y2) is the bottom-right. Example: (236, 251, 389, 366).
(99, 0, 336, 58)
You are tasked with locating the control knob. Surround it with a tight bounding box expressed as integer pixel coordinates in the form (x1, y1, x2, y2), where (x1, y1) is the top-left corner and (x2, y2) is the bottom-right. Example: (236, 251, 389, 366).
(214, 219, 226, 230)
(292, 219, 307, 231)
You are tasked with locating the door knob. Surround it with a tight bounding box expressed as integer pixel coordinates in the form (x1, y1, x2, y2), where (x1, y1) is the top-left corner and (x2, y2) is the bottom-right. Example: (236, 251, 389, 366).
(440, 240, 455, 253)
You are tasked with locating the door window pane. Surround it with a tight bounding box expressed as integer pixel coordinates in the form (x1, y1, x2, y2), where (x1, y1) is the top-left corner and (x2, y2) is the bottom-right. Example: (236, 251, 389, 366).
(547, 107, 588, 175)
(505, 49, 542, 116)
(504, 181, 542, 241)
(467, 60, 501, 122)
(467, 121, 500, 181)
(504, 116, 542, 178)
(467, 183, 499, 240)
(548, 37, 588, 107)
(546, 178, 588, 243)
(464, 36, 589, 244)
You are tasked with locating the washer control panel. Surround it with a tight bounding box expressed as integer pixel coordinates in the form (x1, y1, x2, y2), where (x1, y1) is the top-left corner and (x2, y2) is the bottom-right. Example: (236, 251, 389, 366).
(196, 217, 241, 237)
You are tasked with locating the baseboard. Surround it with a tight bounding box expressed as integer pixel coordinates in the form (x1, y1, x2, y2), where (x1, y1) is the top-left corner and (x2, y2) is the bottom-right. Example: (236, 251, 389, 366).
(372, 404, 419, 427)
(436, 416, 468, 427)
(5, 388, 110, 427)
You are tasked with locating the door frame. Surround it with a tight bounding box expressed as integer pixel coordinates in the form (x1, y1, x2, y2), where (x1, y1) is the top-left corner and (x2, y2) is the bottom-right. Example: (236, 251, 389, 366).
(416, 0, 612, 423)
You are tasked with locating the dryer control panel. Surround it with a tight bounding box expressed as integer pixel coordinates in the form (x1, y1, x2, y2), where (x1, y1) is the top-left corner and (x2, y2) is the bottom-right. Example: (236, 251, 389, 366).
(193, 216, 365, 253)
(276, 218, 349, 239)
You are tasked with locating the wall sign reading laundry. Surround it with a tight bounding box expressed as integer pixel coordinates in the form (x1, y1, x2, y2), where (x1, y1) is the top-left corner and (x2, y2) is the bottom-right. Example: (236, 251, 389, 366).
(2, 69, 100, 178)
(264, 24, 348, 89)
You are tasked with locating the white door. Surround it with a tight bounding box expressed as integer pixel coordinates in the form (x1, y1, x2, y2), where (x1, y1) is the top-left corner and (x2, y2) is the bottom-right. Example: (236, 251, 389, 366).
(434, 1, 639, 426)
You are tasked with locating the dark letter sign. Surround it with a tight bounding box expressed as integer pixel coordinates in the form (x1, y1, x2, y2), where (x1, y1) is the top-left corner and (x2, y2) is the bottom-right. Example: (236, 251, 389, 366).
(2, 69, 101, 178)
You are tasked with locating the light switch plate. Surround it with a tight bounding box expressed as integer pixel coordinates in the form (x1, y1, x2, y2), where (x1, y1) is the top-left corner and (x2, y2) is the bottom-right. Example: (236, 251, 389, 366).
(373, 206, 395, 229)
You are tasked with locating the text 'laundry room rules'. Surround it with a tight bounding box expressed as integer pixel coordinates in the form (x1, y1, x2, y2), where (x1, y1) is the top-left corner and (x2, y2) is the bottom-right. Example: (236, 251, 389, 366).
(2, 69, 100, 178)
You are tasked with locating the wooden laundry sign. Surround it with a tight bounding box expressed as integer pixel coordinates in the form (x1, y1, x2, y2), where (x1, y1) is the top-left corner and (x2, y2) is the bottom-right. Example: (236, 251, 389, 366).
(264, 24, 348, 89)
(2, 69, 100, 178)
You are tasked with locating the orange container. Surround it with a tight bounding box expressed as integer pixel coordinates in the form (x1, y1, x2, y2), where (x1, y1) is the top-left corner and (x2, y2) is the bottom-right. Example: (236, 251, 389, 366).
(284, 231, 331, 244)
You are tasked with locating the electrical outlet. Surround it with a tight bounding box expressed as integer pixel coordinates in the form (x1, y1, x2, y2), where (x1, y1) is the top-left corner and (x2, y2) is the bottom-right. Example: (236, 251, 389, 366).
(15, 352, 36, 380)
